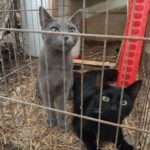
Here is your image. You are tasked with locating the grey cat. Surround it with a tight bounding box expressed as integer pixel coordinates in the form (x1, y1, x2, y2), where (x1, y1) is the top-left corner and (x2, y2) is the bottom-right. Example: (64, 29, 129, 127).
(38, 7, 81, 133)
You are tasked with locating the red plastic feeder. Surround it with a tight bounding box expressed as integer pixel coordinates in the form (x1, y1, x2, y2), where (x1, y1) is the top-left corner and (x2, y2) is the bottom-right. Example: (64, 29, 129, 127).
(117, 0, 150, 87)
(74, 54, 82, 60)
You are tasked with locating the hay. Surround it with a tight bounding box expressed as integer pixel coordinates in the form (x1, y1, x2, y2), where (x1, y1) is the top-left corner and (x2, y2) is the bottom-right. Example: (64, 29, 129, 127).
(84, 40, 121, 63)
(0, 0, 13, 40)
(0, 41, 145, 150)
(0, 60, 84, 150)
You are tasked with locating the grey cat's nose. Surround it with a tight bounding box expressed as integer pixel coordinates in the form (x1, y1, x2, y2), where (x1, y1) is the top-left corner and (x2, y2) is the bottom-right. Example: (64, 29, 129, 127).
(64, 36, 69, 41)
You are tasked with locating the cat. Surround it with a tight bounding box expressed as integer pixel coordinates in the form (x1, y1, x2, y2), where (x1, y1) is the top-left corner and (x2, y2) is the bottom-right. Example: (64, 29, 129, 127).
(72, 69, 142, 150)
(38, 6, 81, 133)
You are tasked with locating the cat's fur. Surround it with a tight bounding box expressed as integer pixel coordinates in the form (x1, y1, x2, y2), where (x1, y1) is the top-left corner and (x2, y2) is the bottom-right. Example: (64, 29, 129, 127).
(38, 7, 81, 133)
(72, 69, 142, 150)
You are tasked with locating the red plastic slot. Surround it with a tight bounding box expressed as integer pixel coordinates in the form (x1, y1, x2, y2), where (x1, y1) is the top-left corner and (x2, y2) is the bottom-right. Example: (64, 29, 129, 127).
(117, 0, 150, 87)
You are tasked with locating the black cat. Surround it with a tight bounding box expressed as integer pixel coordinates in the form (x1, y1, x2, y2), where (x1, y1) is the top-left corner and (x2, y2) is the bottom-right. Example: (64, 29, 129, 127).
(72, 69, 142, 150)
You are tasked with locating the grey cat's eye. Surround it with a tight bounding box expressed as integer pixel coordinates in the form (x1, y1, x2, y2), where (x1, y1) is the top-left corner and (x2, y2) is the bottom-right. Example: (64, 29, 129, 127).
(122, 100, 128, 106)
(50, 27, 59, 32)
(69, 27, 76, 32)
(102, 96, 110, 102)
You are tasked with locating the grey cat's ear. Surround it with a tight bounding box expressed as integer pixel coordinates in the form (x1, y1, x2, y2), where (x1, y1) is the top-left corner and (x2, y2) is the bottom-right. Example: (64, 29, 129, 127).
(126, 80, 142, 99)
(70, 9, 82, 29)
(39, 6, 53, 29)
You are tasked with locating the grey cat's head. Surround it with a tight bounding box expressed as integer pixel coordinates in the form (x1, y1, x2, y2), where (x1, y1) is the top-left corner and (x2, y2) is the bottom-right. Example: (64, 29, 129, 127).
(39, 7, 82, 52)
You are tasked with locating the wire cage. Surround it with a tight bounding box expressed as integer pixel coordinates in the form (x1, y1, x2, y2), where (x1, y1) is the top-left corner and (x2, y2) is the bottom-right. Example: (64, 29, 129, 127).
(0, 0, 150, 150)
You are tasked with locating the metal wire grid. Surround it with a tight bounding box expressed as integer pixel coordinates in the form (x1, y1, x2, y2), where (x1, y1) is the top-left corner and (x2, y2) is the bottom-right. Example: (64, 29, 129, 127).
(0, 0, 149, 149)
(138, 52, 150, 150)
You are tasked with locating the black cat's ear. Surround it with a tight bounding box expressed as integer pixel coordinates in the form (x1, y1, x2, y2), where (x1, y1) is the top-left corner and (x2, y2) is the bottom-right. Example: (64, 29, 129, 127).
(103, 69, 118, 82)
(95, 69, 118, 87)
(125, 80, 142, 99)
(70, 9, 82, 29)
(73, 70, 97, 90)
(81, 69, 118, 88)
(39, 7, 53, 29)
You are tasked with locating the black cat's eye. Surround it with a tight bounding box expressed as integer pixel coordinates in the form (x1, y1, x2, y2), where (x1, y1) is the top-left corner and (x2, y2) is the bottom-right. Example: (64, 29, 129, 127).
(69, 27, 76, 32)
(50, 27, 59, 32)
(102, 96, 110, 102)
(122, 100, 128, 106)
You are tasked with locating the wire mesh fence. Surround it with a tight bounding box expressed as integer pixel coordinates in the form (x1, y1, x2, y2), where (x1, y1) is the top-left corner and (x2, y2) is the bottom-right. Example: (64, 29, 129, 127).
(0, 0, 150, 150)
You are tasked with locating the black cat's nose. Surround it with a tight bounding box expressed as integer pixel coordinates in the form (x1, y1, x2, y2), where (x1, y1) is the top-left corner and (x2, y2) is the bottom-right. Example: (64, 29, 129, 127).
(64, 36, 69, 41)
(110, 105, 117, 111)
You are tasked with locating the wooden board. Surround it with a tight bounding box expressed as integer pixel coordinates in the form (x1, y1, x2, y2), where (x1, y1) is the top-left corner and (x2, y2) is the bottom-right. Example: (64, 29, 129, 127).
(73, 59, 116, 68)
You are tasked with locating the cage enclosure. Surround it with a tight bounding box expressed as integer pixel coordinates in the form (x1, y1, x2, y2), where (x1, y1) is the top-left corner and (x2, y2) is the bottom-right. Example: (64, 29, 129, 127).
(0, 0, 150, 150)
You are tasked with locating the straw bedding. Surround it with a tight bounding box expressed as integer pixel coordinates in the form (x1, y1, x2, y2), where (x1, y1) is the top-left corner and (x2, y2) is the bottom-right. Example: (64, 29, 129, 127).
(0, 41, 143, 150)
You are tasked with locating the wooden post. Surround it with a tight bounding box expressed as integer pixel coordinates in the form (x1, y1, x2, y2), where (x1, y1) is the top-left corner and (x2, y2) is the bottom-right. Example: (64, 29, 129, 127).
(48, 0, 58, 16)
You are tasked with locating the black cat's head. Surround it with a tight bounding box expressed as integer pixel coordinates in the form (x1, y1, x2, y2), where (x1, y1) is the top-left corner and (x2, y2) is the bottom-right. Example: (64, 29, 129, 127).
(73, 69, 142, 122)
(93, 80, 142, 121)
(39, 7, 82, 51)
